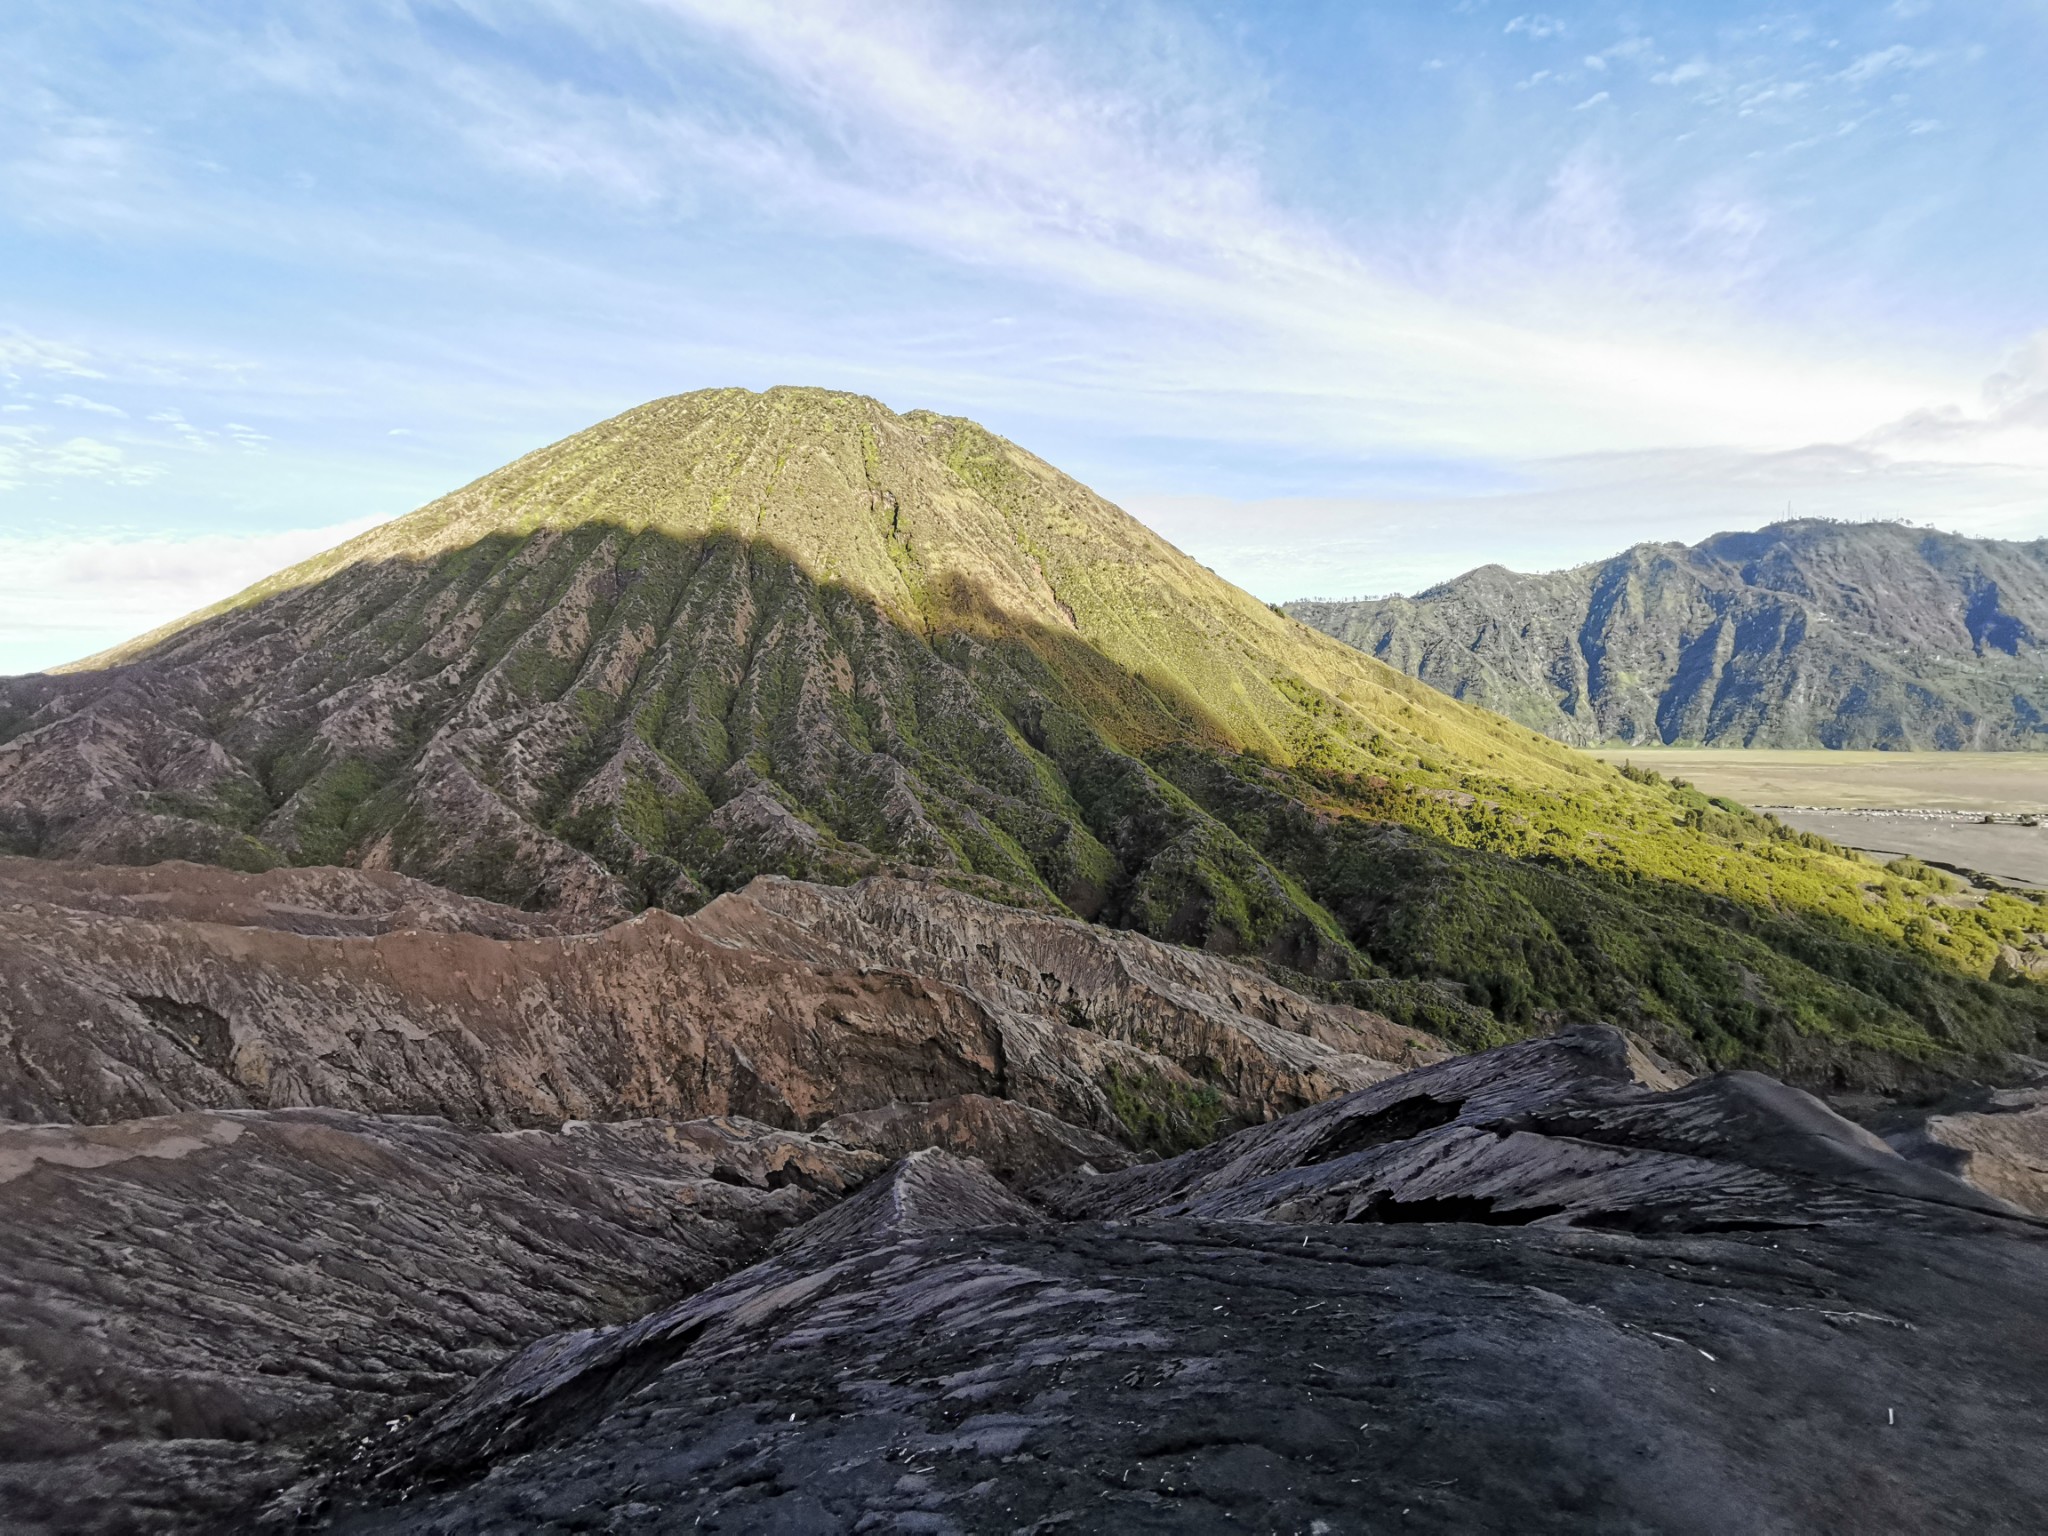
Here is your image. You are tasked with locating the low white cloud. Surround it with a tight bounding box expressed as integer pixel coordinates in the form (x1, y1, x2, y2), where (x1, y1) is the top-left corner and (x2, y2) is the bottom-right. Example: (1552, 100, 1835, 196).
(0, 516, 385, 674)
(1652, 59, 1711, 85)
(146, 406, 213, 449)
(1130, 336, 2048, 602)
(1856, 333, 2048, 469)
(1505, 15, 1566, 41)
(0, 333, 103, 380)
(1574, 91, 1610, 110)
(1131, 448, 2048, 605)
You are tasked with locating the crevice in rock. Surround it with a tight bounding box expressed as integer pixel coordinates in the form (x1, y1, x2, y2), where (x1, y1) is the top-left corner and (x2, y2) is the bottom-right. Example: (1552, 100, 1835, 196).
(1299, 1095, 1464, 1166)
(1346, 1191, 1565, 1226)
(130, 995, 234, 1074)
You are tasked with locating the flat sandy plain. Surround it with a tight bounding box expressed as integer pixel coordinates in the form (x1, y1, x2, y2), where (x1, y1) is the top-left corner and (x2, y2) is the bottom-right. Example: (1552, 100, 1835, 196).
(1584, 748, 2048, 887)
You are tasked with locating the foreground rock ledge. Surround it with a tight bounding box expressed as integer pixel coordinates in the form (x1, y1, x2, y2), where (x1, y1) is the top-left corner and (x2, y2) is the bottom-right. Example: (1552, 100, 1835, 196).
(313, 1027, 2046, 1536)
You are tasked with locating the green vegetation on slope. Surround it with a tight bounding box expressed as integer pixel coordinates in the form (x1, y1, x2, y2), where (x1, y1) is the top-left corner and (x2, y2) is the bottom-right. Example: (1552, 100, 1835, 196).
(1288, 520, 2048, 750)
(3, 389, 2044, 1089)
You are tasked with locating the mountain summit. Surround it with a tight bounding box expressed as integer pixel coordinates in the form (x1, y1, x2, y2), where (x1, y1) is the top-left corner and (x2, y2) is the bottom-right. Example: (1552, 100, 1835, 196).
(1289, 519, 2048, 749)
(3, 391, 2044, 1082)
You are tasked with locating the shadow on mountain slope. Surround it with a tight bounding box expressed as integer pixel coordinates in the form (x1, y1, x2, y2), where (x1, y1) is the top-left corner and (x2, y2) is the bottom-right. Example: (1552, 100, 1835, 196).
(2, 524, 2045, 1089)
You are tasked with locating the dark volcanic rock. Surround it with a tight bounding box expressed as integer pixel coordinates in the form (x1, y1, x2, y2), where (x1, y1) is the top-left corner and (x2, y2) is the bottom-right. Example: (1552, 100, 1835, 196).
(0, 1109, 884, 1535)
(815, 1095, 1135, 1185)
(321, 1026, 2048, 1535)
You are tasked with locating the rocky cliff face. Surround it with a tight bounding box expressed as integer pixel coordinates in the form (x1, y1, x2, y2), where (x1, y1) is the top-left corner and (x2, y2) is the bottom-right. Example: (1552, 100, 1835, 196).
(1289, 519, 2048, 749)
(3, 392, 2045, 1082)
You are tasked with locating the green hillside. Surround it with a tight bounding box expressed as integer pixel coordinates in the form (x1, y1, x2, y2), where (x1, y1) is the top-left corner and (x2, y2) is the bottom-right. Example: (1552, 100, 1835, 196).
(1289, 521, 2048, 749)
(3, 388, 2044, 1086)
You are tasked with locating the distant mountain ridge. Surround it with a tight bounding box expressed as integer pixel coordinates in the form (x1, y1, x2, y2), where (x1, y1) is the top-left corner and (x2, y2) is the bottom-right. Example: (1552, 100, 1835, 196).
(1288, 520, 2048, 749)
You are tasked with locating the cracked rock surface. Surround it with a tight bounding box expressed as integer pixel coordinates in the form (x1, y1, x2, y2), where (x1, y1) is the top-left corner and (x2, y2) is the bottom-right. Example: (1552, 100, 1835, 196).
(0, 1109, 883, 1536)
(323, 1027, 2048, 1536)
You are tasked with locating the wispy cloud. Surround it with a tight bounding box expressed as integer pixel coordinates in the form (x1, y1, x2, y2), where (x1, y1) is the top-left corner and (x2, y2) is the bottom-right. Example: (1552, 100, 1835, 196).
(0, 427, 163, 491)
(0, 332, 104, 380)
(1839, 45, 1935, 83)
(52, 391, 126, 416)
(302, 0, 1959, 465)
(0, 0, 2037, 631)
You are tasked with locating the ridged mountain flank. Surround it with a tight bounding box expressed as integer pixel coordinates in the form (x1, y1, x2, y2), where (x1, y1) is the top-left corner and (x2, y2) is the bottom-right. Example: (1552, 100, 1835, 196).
(1288, 519, 2048, 749)
(3, 391, 2045, 1083)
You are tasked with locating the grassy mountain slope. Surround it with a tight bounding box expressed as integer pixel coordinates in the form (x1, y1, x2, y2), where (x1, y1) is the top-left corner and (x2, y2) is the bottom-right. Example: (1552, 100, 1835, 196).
(3, 392, 2044, 1085)
(1289, 520, 2048, 750)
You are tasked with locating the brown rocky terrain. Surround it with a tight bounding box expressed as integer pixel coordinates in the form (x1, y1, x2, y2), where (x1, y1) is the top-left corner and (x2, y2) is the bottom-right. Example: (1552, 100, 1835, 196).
(0, 856, 575, 937)
(0, 857, 1434, 1143)
(1880, 1081, 2048, 1217)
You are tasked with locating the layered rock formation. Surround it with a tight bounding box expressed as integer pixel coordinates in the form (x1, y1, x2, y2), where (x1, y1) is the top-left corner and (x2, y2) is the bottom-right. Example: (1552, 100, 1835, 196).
(5, 838, 2040, 1536)
(1289, 519, 2048, 749)
(0, 857, 1433, 1143)
(1882, 1082, 2048, 1217)
(316, 1027, 2048, 1536)
(0, 853, 1425, 1531)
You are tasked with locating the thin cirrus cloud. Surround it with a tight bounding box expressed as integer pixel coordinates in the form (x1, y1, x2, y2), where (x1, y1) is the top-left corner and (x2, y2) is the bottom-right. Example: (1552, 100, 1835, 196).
(0, 0, 2043, 664)
(455, 0, 1978, 459)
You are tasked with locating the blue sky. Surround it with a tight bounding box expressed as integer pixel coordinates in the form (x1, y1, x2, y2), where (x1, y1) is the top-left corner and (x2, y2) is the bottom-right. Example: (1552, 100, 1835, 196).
(3, 0, 2045, 670)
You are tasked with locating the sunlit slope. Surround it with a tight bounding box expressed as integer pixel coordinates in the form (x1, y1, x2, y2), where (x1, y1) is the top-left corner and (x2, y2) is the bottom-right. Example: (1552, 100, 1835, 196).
(8, 387, 2044, 1085)
(87, 388, 1584, 779)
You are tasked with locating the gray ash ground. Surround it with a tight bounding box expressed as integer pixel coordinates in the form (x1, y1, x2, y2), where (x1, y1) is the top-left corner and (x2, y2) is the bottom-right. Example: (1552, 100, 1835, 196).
(1766, 806, 2048, 888)
(317, 1031, 2048, 1536)
(330, 1218, 2045, 1535)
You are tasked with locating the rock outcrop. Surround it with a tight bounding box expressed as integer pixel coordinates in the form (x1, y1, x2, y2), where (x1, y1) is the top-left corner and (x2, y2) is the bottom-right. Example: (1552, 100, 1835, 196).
(317, 1026, 2048, 1535)
(1290, 519, 2048, 749)
(1883, 1083, 2048, 1217)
